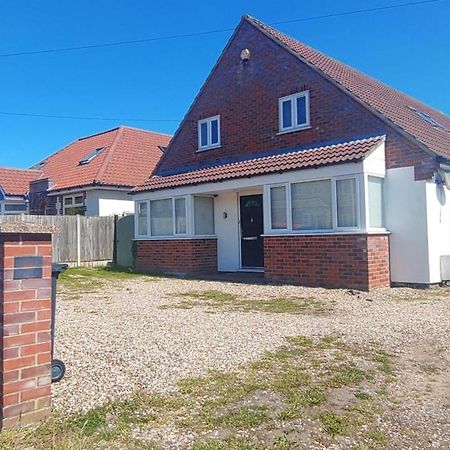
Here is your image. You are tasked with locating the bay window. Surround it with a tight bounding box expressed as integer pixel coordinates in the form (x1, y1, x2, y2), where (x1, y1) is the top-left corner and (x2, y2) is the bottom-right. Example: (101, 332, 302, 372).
(268, 177, 360, 232)
(135, 195, 214, 237)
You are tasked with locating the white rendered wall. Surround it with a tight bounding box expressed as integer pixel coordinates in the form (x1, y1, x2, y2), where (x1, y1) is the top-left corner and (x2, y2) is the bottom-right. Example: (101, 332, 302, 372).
(214, 191, 240, 272)
(385, 166, 431, 284)
(85, 190, 134, 216)
(425, 181, 450, 283)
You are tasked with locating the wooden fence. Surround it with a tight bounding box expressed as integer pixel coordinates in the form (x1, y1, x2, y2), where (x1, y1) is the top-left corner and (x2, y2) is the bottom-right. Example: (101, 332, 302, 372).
(0, 214, 115, 265)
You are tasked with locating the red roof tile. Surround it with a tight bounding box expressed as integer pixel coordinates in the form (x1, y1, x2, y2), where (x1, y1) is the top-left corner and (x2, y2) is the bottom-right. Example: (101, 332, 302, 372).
(0, 167, 40, 197)
(134, 136, 384, 192)
(34, 126, 171, 192)
(248, 16, 450, 159)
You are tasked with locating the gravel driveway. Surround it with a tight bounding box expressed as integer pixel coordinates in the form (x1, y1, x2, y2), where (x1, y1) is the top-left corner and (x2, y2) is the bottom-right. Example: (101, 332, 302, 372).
(52, 274, 450, 448)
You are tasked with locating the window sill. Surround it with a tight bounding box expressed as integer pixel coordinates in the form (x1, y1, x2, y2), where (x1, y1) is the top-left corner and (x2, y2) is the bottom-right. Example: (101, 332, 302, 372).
(134, 235, 218, 241)
(262, 230, 390, 237)
(196, 144, 221, 153)
(277, 125, 311, 136)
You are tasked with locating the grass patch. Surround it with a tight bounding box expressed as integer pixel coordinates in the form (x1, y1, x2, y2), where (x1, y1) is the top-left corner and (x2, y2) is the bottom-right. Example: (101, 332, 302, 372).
(59, 266, 158, 299)
(212, 406, 269, 429)
(160, 290, 330, 315)
(319, 411, 349, 436)
(2, 335, 397, 449)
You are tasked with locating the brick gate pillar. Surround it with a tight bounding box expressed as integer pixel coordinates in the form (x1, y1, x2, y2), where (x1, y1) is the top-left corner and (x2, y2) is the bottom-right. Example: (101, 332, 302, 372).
(0, 222, 56, 429)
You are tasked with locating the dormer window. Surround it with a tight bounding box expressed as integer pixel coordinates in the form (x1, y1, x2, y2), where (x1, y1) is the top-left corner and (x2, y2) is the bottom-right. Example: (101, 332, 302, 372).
(279, 91, 310, 133)
(79, 147, 104, 165)
(198, 116, 220, 151)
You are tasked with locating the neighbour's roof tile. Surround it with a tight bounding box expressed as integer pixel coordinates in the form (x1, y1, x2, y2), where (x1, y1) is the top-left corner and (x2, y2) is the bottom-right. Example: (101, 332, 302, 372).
(0, 167, 41, 197)
(134, 136, 384, 192)
(34, 126, 171, 192)
(247, 16, 450, 159)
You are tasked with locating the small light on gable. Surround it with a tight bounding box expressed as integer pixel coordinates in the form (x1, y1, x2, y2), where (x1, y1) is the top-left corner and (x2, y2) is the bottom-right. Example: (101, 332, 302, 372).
(240, 48, 251, 61)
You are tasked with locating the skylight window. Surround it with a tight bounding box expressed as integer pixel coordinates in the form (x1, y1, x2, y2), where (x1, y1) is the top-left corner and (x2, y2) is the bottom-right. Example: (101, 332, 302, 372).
(408, 106, 448, 132)
(79, 147, 104, 165)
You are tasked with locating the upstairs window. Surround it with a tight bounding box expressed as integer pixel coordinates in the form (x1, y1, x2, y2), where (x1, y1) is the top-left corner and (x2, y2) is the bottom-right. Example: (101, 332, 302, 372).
(198, 116, 220, 151)
(279, 91, 310, 133)
(79, 147, 104, 165)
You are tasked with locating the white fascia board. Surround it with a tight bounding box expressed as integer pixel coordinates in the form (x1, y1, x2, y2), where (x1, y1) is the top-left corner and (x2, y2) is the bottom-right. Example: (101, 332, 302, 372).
(132, 161, 365, 201)
(48, 186, 132, 196)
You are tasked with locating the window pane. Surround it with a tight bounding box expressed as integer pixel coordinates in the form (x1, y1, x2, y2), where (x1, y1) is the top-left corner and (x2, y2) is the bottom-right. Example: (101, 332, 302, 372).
(291, 180, 332, 230)
(64, 206, 85, 216)
(368, 176, 385, 228)
(175, 198, 186, 234)
(282, 99, 292, 128)
(4, 203, 27, 212)
(150, 199, 173, 236)
(64, 197, 73, 205)
(296, 95, 307, 126)
(211, 119, 219, 145)
(74, 196, 84, 205)
(137, 202, 148, 235)
(200, 122, 208, 147)
(270, 186, 287, 229)
(194, 196, 214, 235)
(337, 179, 357, 228)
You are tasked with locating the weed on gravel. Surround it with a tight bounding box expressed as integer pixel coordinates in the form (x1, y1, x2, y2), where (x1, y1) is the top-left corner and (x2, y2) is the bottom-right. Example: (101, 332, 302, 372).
(0, 336, 400, 449)
(159, 290, 331, 315)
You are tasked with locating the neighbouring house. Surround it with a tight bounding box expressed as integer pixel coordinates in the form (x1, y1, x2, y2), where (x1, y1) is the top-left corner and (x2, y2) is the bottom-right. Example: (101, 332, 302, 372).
(3, 126, 170, 216)
(0, 167, 40, 214)
(132, 15, 450, 290)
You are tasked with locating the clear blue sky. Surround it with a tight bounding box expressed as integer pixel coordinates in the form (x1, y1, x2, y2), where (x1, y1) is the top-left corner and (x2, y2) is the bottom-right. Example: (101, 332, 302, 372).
(0, 0, 449, 168)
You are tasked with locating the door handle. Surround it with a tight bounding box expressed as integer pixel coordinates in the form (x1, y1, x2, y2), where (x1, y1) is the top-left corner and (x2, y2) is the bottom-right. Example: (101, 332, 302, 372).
(242, 236, 258, 241)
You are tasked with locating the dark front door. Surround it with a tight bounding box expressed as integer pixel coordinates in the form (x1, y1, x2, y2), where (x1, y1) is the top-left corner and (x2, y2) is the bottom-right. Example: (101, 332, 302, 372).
(240, 194, 264, 268)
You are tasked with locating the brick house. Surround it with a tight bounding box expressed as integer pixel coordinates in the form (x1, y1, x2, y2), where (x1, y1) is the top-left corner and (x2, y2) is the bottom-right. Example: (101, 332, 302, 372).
(0, 167, 40, 214)
(0, 126, 171, 216)
(132, 16, 450, 290)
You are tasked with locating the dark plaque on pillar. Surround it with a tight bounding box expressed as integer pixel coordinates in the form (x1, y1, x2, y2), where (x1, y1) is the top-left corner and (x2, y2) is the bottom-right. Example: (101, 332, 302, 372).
(13, 256, 43, 280)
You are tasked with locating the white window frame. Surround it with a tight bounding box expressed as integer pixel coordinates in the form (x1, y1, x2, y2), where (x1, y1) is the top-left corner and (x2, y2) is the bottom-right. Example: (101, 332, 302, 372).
(136, 200, 150, 238)
(135, 196, 189, 238)
(0, 202, 28, 215)
(197, 115, 221, 151)
(172, 196, 188, 236)
(366, 174, 386, 231)
(278, 91, 310, 133)
(193, 195, 215, 236)
(63, 194, 85, 215)
(267, 176, 360, 233)
(268, 183, 290, 231)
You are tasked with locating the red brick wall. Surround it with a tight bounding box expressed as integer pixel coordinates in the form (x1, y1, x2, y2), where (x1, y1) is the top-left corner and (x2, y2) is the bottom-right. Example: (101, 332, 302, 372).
(264, 233, 389, 290)
(0, 232, 52, 429)
(156, 20, 435, 181)
(135, 239, 217, 274)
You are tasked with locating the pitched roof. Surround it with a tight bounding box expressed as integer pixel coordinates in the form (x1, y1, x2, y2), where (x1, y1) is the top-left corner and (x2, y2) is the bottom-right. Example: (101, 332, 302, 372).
(247, 16, 450, 159)
(134, 136, 384, 192)
(34, 126, 171, 192)
(0, 167, 40, 197)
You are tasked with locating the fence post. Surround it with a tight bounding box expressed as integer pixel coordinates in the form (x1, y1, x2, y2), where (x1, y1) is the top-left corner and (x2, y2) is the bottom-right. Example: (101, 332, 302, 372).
(76, 215, 81, 267)
(0, 222, 56, 429)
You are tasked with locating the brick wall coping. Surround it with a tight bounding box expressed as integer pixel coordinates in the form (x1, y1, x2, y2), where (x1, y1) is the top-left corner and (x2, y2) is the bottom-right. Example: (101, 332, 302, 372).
(0, 222, 58, 234)
(133, 235, 218, 241)
(262, 231, 391, 237)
